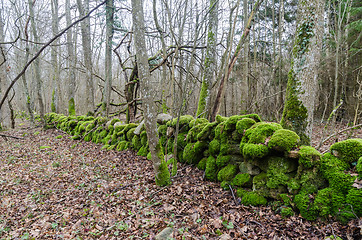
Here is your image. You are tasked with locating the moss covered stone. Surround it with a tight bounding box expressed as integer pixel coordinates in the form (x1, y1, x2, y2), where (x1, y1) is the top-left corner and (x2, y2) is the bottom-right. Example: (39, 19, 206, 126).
(232, 173, 251, 187)
(268, 129, 300, 152)
(357, 157, 362, 177)
(205, 156, 218, 181)
(137, 145, 149, 157)
(186, 123, 208, 142)
(197, 157, 208, 170)
(280, 207, 294, 217)
(330, 138, 362, 164)
(244, 122, 283, 144)
(183, 141, 208, 165)
(217, 164, 239, 182)
(298, 146, 322, 168)
(216, 115, 228, 123)
(220, 180, 232, 190)
(294, 192, 318, 220)
(236, 118, 256, 135)
(167, 115, 194, 131)
(346, 188, 362, 216)
(242, 143, 269, 159)
(313, 187, 345, 218)
(241, 192, 267, 206)
(189, 118, 209, 128)
(209, 139, 220, 156)
(216, 155, 231, 168)
(197, 122, 218, 141)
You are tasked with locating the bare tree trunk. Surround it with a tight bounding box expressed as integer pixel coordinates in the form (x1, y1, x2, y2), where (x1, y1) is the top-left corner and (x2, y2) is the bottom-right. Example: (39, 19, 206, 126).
(51, 0, 60, 113)
(65, 0, 77, 115)
(210, 0, 263, 121)
(77, 0, 95, 113)
(280, 0, 324, 144)
(196, 0, 218, 119)
(0, 14, 12, 129)
(28, 0, 45, 120)
(131, 0, 170, 186)
(103, 0, 114, 116)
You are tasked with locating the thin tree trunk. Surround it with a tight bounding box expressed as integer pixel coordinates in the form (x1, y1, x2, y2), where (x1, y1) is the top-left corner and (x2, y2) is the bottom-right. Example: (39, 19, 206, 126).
(103, 0, 114, 116)
(210, 0, 264, 121)
(51, 0, 60, 113)
(196, 0, 218, 119)
(28, 0, 45, 121)
(131, 0, 170, 186)
(77, 0, 95, 113)
(65, 0, 77, 115)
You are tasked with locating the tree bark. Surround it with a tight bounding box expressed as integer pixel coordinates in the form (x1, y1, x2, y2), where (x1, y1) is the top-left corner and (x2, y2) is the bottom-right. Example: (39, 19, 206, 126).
(51, 0, 61, 113)
(77, 0, 95, 113)
(103, 0, 114, 116)
(131, 0, 170, 186)
(196, 0, 218, 119)
(280, 0, 324, 144)
(65, 0, 77, 115)
(28, 0, 45, 121)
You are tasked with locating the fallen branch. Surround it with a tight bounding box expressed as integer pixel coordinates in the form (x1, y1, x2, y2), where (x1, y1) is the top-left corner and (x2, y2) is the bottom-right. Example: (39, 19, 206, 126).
(318, 123, 362, 151)
(0, 133, 23, 140)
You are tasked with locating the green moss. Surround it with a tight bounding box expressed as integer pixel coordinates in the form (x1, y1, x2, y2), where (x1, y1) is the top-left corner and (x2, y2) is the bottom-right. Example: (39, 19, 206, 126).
(220, 180, 232, 190)
(328, 171, 356, 194)
(205, 156, 218, 181)
(147, 151, 152, 160)
(197, 122, 218, 141)
(298, 146, 322, 168)
(158, 125, 168, 136)
(214, 122, 225, 140)
(209, 139, 220, 156)
(183, 141, 208, 165)
(189, 118, 209, 128)
(244, 122, 282, 144)
(117, 141, 128, 151)
(242, 143, 269, 159)
(321, 153, 350, 175)
(294, 192, 317, 220)
(268, 129, 300, 152)
(55, 135, 63, 139)
(217, 164, 239, 182)
(357, 157, 362, 177)
(155, 159, 171, 186)
(313, 187, 345, 218)
(232, 173, 251, 187)
(167, 157, 177, 176)
(186, 123, 208, 142)
(241, 192, 267, 206)
(126, 127, 137, 141)
(298, 168, 327, 194)
(280, 207, 294, 217)
(197, 157, 208, 170)
(140, 131, 148, 146)
(253, 172, 267, 191)
(220, 143, 240, 156)
(224, 115, 246, 132)
(68, 98, 76, 116)
(132, 135, 142, 151)
(167, 115, 194, 131)
(330, 138, 362, 164)
(137, 145, 149, 157)
(236, 118, 256, 135)
(216, 155, 231, 168)
(280, 64, 309, 145)
(346, 188, 362, 217)
(215, 115, 228, 123)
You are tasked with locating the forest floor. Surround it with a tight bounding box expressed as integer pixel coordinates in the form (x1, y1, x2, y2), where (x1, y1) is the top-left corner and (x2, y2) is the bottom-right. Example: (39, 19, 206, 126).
(0, 120, 361, 240)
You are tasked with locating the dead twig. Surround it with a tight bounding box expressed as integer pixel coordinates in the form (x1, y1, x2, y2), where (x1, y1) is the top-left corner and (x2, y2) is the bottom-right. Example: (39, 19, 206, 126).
(0, 134, 23, 140)
(228, 184, 239, 206)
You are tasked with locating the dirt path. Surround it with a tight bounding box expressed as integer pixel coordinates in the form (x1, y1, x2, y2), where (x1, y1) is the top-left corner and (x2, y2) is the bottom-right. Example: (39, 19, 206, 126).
(0, 123, 360, 239)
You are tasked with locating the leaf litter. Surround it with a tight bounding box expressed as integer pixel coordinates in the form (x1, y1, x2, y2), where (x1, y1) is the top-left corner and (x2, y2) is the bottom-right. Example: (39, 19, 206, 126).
(0, 123, 361, 239)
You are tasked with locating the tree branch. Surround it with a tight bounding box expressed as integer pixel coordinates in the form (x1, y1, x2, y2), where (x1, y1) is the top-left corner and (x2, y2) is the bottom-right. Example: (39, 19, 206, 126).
(0, 0, 108, 111)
